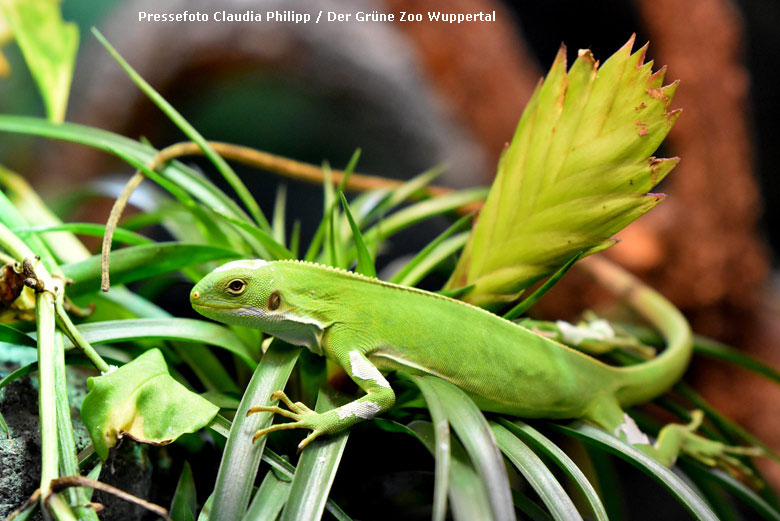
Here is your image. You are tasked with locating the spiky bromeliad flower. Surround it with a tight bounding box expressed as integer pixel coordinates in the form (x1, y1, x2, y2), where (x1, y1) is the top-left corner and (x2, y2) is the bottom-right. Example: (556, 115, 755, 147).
(446, 36, 680, 309)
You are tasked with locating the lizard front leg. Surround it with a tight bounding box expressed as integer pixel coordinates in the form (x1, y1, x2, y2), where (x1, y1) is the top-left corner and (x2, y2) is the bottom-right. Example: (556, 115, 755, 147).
(248, 346, 395, 451)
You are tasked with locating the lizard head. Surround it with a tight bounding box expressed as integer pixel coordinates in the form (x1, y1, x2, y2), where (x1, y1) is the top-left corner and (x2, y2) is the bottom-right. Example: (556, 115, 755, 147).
(190, 259, 325, 354)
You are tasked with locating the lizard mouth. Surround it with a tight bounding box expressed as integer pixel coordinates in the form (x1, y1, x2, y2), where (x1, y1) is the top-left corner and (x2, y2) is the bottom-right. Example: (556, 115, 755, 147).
(191, 301, 241, 311)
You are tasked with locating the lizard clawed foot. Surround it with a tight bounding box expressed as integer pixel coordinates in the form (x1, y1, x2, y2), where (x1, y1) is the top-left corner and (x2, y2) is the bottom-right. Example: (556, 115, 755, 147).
(663, 410, 764, 479)
(246, 390, 325, 451)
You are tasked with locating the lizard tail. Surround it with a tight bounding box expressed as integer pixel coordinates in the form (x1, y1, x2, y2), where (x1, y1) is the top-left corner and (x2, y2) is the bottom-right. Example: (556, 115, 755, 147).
(579, 257, 693, 407)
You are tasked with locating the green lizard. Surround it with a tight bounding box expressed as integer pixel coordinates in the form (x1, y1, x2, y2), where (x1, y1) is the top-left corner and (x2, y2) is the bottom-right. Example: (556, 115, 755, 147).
(190, 257, 758, 469)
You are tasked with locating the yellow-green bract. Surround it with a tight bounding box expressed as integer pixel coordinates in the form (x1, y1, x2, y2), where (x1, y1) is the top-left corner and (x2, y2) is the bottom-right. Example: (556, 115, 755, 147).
(447, 36, 680, 308)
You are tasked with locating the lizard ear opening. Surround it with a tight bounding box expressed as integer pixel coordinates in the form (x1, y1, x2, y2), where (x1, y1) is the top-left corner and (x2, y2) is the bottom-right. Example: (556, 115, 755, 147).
(268, 291, 281, 310)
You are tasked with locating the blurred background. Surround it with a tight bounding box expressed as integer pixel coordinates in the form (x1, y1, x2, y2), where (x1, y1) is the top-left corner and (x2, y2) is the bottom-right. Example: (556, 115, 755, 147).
(0, 0, 778, 513)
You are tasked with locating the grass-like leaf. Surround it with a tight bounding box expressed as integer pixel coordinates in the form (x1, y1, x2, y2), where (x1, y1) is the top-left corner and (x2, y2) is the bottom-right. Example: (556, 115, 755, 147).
(243, 469, 291, 521)
(207, 208, 293, 260)
(170, 462, 198, 521)
(272, 184, 287, 248)
(389, 212, 473, 285)
(91, 28, 270, 232)
(407, 376, 452, 521)
(209, 341, 301, 521)
(498, 418, 608, 521)
(338, 192, 376, 278)
(0, 165, 91, 263)
(502, 251, 583, 320)
(406, 374, 516, 521)
(0, 323, 36, 347)
(554, 422, 718, 521)
(63, 318, 256, 369)
(681, 461, 780, 521)
(491, 422, 582, 521)
(409, 421, 495, 521)
(61, 242, 240, 295)
(0, 116, 253, 224)
(447, 37, 680, 308)
(14, 223, 152, 246)
(279, 390, 349, 521)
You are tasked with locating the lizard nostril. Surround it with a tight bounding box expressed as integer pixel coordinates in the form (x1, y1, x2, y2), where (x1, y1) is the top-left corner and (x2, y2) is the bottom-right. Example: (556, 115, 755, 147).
(192, 291, 200, 299)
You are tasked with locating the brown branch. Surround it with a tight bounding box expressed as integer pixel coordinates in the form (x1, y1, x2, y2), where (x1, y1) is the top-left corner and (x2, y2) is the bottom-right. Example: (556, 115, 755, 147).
(47, 476, 171, 521)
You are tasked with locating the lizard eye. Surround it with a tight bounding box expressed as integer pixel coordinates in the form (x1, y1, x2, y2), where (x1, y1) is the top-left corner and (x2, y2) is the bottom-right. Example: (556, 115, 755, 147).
(268, 291, 281, 310)
(227, 279, 246, 295)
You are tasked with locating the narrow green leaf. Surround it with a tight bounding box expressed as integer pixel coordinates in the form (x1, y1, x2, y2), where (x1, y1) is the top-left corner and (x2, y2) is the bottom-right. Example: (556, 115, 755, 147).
(492, 422, 582, 521)
(554, 422, 718, 521)
(395, 233, 469, 288)
(209, 209, 293, 260)
(0, 186, 59, 272)
(407, 377, 452, 521)
(361, 165, 445, 226)
(243, 469, 291, 521)
(61, 242, 240, 295)
(0, 0, 78, 122)
(503, 251, 583, 320)
(103, 146, 232, 251)
(272, 184, 287, 247)
(682, 461, 780, 521)
(498, 419, 608, 521)
(303, 214, 326, 263)
(170, 462, 198, 521)
(0, 116, 254, 224)
(409, 421, 495, 521)
(62, 318, 256, 369)
(85, 462, 103, 501)
(280, 390, 349, 521)
(337, 148, 361, 192)
(694, 337, 780, 386)
(363, 188, 486, 245)
(289, 220, 301, 259)
(209, 341, 302, 521)
(53, 333, 100, 521)
(407, 375, 516, 521)
(91, 28, 270, 231)
(0, 165, 91, 263)
(0, 323, 36, 347)
(14, 223, 152, 246)
(511, 490, 555, 521)
(339, 192, 376, 278)
(81, 348, 219, 460)
(436, 285, 475, 299)
(390, 213, 473, 285)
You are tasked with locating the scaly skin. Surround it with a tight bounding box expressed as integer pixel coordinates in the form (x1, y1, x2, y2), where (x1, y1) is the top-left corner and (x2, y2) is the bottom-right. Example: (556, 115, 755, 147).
(190, 258, 759, 470)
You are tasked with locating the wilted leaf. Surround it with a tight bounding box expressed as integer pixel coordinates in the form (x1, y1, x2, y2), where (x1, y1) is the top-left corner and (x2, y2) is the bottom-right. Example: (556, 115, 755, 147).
(0, 0, 78, 122)
(447, 37, 680, 307)
(81, 348, 219, 460)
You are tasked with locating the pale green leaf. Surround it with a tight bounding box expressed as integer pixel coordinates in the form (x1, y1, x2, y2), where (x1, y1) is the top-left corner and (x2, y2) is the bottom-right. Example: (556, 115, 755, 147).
(80, 348, 220, 460)
(0, 0, 78, 122)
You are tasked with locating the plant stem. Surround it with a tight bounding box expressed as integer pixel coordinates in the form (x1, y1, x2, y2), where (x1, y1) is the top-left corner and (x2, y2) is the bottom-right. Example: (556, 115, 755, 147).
(53, 333, 100, 520)
(54, 301, 109, 373)
(36, 289, 58, 498)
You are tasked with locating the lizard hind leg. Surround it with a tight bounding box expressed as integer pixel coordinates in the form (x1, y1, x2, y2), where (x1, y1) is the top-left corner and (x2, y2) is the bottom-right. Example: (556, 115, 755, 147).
(648, 410, 763, 476)
(586, 398, 762, 475)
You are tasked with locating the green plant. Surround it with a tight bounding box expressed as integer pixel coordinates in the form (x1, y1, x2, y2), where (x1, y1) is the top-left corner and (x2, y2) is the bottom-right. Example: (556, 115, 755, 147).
(0, 4, 778, 521)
